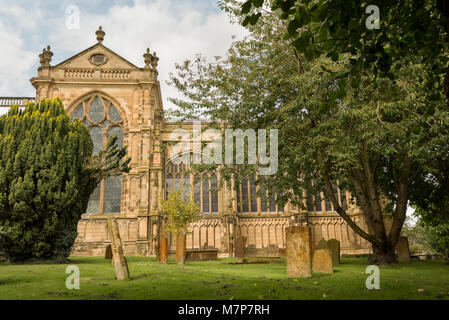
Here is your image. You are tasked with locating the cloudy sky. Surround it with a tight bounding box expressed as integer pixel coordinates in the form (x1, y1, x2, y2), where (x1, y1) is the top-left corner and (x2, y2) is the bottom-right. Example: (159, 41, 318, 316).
(0, 0, 246, 113)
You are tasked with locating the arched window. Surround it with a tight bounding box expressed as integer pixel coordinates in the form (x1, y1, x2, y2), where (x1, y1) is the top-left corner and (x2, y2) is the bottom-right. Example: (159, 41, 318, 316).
(236, 177, 282, 214)
(164, 159, 219, 214)
(71, 94, 124, 214)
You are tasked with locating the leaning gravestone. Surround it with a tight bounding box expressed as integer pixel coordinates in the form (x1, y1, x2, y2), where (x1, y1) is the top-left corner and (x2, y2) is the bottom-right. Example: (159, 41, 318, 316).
(396, 236, 410, 261)
(327, 239, 341, 265)
(107, 217, 130, 280)
(104, 244, 112, 260)
(312, 249, 333, 274)
(285, 226, 312, 278)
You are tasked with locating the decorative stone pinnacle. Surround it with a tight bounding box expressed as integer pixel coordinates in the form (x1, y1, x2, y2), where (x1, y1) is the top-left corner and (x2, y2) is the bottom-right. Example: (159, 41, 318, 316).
(151, 51, 159, 70)
(143, 48, 152, 69)
(96, 26, 105, 44)
(39, 45, 53, 67)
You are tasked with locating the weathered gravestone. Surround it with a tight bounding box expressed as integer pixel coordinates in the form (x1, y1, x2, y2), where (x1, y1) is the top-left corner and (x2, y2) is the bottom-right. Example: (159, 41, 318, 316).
(396, 236, 410, 261)
(104, 244, 112, 260)
(107, 217, 130, 280)
(285, 226, 312, 278)
(312, 249, 333, 274)
(234, 229, 245, 263)
(327, 239, 341, 265)
(176, 232, 187, 265)
(160, 235, 168, 265)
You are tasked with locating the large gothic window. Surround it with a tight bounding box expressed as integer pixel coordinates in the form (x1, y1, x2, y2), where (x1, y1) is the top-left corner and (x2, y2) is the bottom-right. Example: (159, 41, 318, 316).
(165, 162, 219, 214)
(71, 94, 124, 214)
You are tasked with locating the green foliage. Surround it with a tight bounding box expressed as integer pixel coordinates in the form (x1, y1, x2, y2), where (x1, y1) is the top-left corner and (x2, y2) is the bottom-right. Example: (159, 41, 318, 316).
(427, 224, 449, 260)
(238, 0, 449, 101)
(160, 190, 200, 234)
(0, 98, 130, 263)
(401, 218, 434, 254)
(402, 215, 449, 260)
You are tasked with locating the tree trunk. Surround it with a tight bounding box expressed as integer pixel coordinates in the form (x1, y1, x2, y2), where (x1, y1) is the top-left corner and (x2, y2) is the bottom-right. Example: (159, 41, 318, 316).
(372, 241, 397, 265)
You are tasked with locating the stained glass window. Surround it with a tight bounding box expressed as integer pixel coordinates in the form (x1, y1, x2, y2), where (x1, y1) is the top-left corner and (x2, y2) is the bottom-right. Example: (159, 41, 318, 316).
(241, 178, 249, 212)
(71, 94, 124, 214)
(109, 105, 122, 123)
(88, 97, 105, 123)
(211, 175, 218, 213)
(202, 177, 210, 213)
(249, 178, 257, 213)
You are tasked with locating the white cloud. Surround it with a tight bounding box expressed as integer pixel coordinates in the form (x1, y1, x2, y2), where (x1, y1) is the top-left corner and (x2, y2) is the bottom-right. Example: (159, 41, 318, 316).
(0, 21, 36, 97)
(0, 0, 246, 111)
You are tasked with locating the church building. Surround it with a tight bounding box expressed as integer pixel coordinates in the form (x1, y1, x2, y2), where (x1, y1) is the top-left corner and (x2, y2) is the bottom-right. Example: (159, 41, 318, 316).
(0, 27, 371, 257)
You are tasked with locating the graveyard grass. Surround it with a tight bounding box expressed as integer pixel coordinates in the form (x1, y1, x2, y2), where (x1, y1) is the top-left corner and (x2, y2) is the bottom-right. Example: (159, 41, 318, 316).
(0, 257, 448, 300)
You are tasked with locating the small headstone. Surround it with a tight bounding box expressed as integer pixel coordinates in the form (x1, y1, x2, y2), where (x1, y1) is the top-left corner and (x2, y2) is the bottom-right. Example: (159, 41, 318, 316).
(107, 217, 130, 280)
(312, 249, 333, 274)
(104, 245, 112, 259)
(285, 226, 312, 278)
(327, 239, 340, 265)
(176, 232, 186, 265)
(160, 235, 168, 265)
(396, 236, 410, 261)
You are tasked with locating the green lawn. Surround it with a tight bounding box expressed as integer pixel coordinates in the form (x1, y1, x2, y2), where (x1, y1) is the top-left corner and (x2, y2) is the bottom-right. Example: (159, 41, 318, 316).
(0, 256, 448, 300)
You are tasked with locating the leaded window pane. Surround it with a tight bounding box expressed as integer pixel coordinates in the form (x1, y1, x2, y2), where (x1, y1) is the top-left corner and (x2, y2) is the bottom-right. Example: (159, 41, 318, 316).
(211, 175, 218, 213)
(237, 183, 242, 213)
(250, 178, 257, 213)
(194, 179, 201, 206)
(104, 175, 122, 213)
(260, 186, 268, 212)
(89, 126, 103, 155)
(86, 184, 100, 214)
(315, 192, 322, 212)
(109, 104, 122, 122)
(88, 97, 105, 123)
(241, 178, 249, 212)
(202, 178, 210, 213)
(183, 176, 190, 201)
(71, 104, 84, 120)
(174, 175, 182, 192)
(166, 175, 173, 200)
(269, 192, 276, 212)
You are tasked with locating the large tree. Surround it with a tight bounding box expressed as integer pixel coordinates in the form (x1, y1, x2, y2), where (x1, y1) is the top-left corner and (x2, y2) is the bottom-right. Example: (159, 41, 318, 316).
(168, 2, 449, 264)
(0, 98, 130, 262)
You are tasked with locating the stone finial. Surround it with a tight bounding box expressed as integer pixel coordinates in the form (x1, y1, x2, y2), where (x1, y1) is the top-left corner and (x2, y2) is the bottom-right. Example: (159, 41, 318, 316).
(143, 48, 152, 69)
(151, 51, 159, 70)
(96, 26, 105, 44)
(39, 45, 53, 67)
